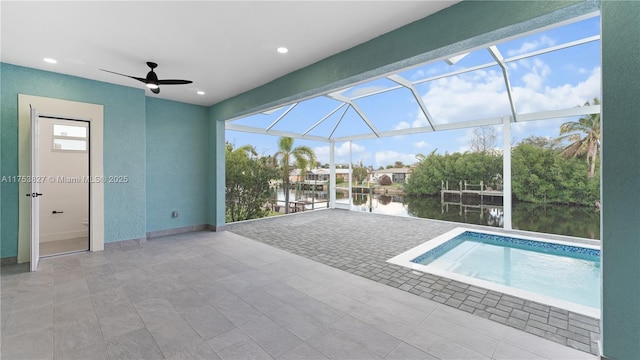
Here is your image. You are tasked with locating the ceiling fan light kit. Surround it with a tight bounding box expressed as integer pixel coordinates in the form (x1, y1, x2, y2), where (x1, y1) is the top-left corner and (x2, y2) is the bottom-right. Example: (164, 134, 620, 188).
(100, 61, 192, 94)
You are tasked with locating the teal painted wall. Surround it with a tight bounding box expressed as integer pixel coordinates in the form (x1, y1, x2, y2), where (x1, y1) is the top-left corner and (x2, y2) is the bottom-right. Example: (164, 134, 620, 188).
(600, 1, 640, 358)
(145, 97, 209, 232)
(0, 63, 148, 256)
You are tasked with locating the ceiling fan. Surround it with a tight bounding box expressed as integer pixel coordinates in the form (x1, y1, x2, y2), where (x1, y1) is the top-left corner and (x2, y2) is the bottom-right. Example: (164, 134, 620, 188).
(100, 62, 192, 94)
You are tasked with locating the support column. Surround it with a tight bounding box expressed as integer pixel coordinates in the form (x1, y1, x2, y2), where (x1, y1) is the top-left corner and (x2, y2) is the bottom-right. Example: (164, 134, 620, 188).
(601, 2, 640, 358)
(208, 118, 226, 231)
(502, 116, 512, 230)
(348, 141, 353, 210)
(329, 139, 336, 209)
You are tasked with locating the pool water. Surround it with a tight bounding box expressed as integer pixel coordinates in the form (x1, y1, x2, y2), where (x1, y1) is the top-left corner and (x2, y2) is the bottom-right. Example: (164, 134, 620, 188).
(411, 231, 600, 309)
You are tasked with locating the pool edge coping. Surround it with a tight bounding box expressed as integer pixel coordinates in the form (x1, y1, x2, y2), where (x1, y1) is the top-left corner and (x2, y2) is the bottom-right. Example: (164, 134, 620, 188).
(387, 226, 601, 319)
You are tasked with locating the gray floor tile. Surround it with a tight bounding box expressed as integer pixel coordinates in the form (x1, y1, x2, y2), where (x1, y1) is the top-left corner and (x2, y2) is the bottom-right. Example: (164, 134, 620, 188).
(385, 342, 438, 359)
(53, 316, 103, 355)
(106, 328, 164, 360)
(492, 341, 547, 360)
(163, 288, 210, 314)
(206, 328, 249, 353)
(52, 269, 85, 286)
(167, 341, 221, 360)
(54, 340, 109, 360)
(216, 336, 274, 360)
(215, 274, 254, 294)
(277, 342, 329, 360)
(207, 327, 274, 360)
(198, 263, 234, 280)
(306, 328, 383, 360)
(261, 282, 310, 306)
(10, 287, 53, 312)
(288, 296, 344, 327)
(266, 304, 324, 340)
(134, 297, 183, 327)
(2, 326, 53, 360)
(53, 278, 89, 304)
(122, 281, 164, 302)
(183, 305, 236, 340)
(4, 304, 53, 338)
(417, 312, 500, 357)
(16, 272, 52, 293)
(347, 303, 416, 339)
(501, 327, 596, 359)
(330, 315, 401, 358)
(431, 304, 508, 340)
(404, 327, 490, 359)
(53, 296, 95, 325)
(211, 294, 264, 326)
(90, 286, 130, 310)
(146, 318, 204, 359)
(85, 272, 120, 294)
(237, 287, 287, 314)
(239, 315, 303, 357)
(95, 301, 146, 341)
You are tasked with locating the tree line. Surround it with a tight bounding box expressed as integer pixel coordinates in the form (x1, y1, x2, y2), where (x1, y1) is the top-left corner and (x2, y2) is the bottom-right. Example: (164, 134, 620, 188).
(405, 99, 601, 206)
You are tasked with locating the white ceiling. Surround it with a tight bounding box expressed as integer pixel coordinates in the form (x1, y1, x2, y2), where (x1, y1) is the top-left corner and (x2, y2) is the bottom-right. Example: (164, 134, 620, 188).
(1, 1, 460, 107)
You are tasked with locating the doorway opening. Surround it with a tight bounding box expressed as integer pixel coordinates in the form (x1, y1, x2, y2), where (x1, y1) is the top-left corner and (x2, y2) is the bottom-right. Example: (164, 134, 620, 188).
(18, 94, 105, 270)
(38, 117, 90, 256)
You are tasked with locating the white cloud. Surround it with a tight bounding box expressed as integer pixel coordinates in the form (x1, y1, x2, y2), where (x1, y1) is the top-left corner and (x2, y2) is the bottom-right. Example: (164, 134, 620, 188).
(413, 141, 429, 149)
(506, 35, 556, 57)
(521, 59, 550, 91)
(397, 60, 600, 133)
(415, 68, 512, 124)
(394, 121, 411, 130)
(375, 150, 417, 167)
(512, 66, 601, 114)
(314, 142, 370, 165)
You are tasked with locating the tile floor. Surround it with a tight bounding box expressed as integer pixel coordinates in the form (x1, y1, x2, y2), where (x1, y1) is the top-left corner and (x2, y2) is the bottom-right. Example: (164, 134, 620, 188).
(1, 230, 595, 359)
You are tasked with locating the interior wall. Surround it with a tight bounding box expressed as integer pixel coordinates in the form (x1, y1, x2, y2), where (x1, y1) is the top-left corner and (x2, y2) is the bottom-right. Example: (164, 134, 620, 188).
(145, 97, 209, 232)
(38, 118, 89, 242)
(1, 63, 147, 256)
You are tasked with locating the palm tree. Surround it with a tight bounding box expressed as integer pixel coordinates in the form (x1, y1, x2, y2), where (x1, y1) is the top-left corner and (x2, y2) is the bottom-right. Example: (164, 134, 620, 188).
(272, 137, 317, 213)
(556, 98, 601, 178)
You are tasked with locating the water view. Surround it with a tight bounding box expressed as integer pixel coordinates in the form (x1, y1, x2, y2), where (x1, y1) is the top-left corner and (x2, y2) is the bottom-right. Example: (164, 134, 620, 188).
(355, 194, 600, 240)
(272, 188, 600, 240)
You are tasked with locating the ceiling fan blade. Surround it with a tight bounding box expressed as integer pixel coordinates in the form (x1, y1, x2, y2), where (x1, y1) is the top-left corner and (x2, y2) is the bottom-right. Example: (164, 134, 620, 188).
(157, 79, 193, 85)
(100, 69, 147, 83)
(150, 87, 160, 94)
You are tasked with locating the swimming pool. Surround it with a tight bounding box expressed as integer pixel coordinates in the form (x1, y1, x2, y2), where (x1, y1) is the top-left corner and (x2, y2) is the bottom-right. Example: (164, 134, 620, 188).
(387, 228, 600, 317)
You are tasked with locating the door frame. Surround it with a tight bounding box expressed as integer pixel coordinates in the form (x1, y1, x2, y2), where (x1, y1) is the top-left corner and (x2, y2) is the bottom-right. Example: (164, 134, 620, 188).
(18, 94, 104, 264)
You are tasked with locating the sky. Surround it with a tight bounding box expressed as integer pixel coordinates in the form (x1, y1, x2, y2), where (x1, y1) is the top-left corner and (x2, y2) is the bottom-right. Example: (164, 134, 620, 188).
(226, 16, 601, 168)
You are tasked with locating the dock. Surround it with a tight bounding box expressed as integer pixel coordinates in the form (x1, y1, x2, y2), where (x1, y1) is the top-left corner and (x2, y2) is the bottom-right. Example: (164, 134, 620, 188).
(441, 180, 503, 205)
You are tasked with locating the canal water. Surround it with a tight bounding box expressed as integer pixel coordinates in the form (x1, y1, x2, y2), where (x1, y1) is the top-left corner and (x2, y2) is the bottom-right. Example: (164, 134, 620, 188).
(348, 193, 600, 240)
(275, 189, 600, 240)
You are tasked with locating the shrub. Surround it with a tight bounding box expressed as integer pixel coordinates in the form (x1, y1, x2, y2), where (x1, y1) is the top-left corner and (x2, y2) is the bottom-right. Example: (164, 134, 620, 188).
(379, 175, 392, 186)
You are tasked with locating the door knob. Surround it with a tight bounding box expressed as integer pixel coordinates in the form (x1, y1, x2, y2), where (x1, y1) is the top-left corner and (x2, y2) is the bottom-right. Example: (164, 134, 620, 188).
(26, 193, 43, 197)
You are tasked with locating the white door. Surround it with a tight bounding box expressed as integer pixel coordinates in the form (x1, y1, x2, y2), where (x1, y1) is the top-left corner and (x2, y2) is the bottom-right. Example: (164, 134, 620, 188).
(30, 107, 41, 271)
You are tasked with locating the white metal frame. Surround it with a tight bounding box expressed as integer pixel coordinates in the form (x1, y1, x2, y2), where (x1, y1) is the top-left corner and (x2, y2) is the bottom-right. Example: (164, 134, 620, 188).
(224, 30, 601, 226)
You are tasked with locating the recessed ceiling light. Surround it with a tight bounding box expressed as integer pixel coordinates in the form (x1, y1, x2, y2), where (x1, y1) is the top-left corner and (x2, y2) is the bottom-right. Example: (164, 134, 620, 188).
(43, 57, 57, 64)
(197, 91, 205, 95)
(276, 47, 288, 54)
